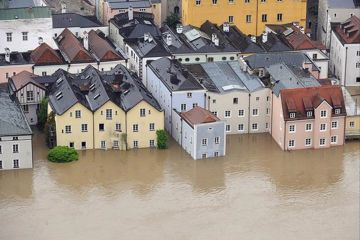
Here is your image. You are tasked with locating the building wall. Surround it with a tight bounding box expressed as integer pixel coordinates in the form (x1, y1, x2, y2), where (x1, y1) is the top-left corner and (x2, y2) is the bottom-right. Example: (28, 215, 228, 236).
(182, 0, 307, 36)
(33, 64, 68, 76)
(93, 101, 126, 150)
(126, 100, 164, 149)
(173, 52, 238, 65)
(0, 135, 33, 170)
(181, 117, 195, 157)
(270, 93, 285, 150)
(0, 65, 33, 83)
(109, 22, 125, 49)
(194, 121, 225, 159)
(345, 115, 360, 138)
(303, 49, 329, 79)
(53, 103, 94, 150)
(103, 3, 153, 25)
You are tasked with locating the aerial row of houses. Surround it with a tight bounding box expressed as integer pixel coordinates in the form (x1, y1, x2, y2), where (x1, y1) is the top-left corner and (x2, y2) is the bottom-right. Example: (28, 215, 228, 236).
(0, 0, 359, 170)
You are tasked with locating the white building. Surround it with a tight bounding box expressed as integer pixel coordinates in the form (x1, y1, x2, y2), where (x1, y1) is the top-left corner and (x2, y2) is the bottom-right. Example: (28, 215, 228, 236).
(0, 87, 33, 170)
(172, 106, 226, 160)
(187, 61, 272, 134)
(330, 16, 360, 86)
(317, 0, 360, 48)
(146, 57, 206, 133)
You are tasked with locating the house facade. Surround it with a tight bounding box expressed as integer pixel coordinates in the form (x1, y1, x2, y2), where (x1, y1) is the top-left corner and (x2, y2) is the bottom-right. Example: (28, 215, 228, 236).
(342, 87, 360, 139)
(271, 86, 346, 150)
(172, 106, 226, 160)
(0, 87, 33, 170)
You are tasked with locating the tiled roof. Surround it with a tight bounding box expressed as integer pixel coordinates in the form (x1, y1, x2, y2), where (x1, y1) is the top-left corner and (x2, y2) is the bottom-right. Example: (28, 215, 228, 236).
(180, 106, 220, 127)
(9, 71, 44, 91)
(280, 86, 346, 121)
(0, 86, 32, 136)
(30, 43, 64, 65)
(333, 16, 360, 44)
(52, 13, 103, 28)
(88, 30, 123, 61)
(55, 28, 94, 63)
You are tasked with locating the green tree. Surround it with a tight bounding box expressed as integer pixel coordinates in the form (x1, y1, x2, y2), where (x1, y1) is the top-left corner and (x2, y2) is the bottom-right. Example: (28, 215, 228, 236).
(164, 13, 181, 28)
(48, 146, 78, 163)
(38, 97, 48, 131)
(156, 129, 168, 149)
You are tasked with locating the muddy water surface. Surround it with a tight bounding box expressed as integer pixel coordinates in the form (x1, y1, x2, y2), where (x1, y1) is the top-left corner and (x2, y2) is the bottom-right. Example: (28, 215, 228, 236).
(0, 133, 359, 240)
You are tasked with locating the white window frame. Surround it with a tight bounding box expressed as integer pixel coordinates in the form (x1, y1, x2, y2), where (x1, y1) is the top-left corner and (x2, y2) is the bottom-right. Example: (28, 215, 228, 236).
(224, 110, 231, 118)
(330, 135, 337, 144)
(319, 138, 326, 146)
(288, 140, 295, 148)
(331, 121, 338, 129)
(305, 138, 312, 146)
(238, 109, 244, 117)
(305, 123, 312, 131)
(202, 138, 208, 146)
(320, 110, 327, 118)
(289, 124, 296, 133)
(252, 108, 258, 116)
(320, 123, 326, 131)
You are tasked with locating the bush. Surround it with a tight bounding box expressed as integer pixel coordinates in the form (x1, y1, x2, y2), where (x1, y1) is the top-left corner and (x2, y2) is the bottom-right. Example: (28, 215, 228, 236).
(156, 129, 168, 149)
(48, 146, 78, 163)
(164, 13, 181, 29)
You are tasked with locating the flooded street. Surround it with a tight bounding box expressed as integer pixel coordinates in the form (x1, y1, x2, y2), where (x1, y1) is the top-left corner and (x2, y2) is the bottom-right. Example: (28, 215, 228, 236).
(0, 132, 359, 240)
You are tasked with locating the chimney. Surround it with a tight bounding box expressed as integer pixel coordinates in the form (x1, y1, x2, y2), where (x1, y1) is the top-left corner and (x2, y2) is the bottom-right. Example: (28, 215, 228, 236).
(4, 48, 10, 63)
(61, 3, 66, 13)
(214, 37, 219, 46)
(38, 37, 43, 45)
(144, 32, 149, 41)
(262, 32, 268, 43)
(148, 34, 153, 42)
(83, 31, 89, 50)
(166, 34, 172, 46)
(128, 6, 133, 20)
(250, 35, 256, 43)
(223, 22, 230, 32)
(176, 24, 183, 34)
(300, 26, 305, 34)
(211, 33, 217, 43)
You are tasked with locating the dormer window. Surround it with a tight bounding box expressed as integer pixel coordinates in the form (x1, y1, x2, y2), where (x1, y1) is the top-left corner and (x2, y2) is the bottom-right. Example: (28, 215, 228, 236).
(289, 112, 296, 119)
(335, 108, 341, 114)
(307, 111, 313, 117)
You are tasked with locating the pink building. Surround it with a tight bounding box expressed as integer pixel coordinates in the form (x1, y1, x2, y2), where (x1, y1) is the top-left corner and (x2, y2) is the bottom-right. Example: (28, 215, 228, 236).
(271, 86, 346, 151)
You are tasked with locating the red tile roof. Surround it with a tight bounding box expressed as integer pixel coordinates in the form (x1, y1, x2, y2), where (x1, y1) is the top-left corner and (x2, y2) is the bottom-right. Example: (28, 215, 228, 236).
(334, 16, 360, 44)
(10, 71, 44, 90)
(280, 86, 346, 121)
(56, 28, 94, 63)
(180, 106, 220, 127)
(88, 30, 123, 61)
(30, 43, 63, 65)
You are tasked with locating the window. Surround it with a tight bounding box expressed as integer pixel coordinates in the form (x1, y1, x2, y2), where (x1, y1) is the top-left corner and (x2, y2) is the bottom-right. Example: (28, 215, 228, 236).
(75, 110, 81, 118)
(289, 125, 295, 132)
(13, 159, 19, 168)
(212, 99, 216, 103)
(229, 16, 234, 23)
(245, 0, 250, 2)
(288, 140, 295, 147)
(0, 160, 2, 169)
(356, 62, 360, 68)
(212, 111, 218, 116)
(193, 103, 198, 108)
(140, 108, 146, 117)
(101, 141, 106, 149)
(13, 137, 18, 140)
(320, 138, 326, 146)
(266, 108, 269, 114)
(262, 14, 267, 22)
(133, 141, 139, 148)
(99, 124, 104, 131)
(331, 136, 337, 144)
(150, 140, 155, 147)
(312, 53, 318, 59)
(133, 124, 139, 132)
(69, 142, 74, 148)
(195, 0, 201, 5)
(266, 122, 269, 129)
(252, 109, 258, 116)
(238, 109, 244, 116)
(256, 97, 259, 101)
(65, 125, 71, 133)
(202, 138, 208, 146)
(215, 137, 219, 144)
(187, 92, 192, 98)
(320, 110, 327, 118)
(149, 123, 155, 131)
(261, 0, 266, 2)
(0, 145, 2, 154)
(305, 123, 312, 131)
(252, 123, 258, 130)
(277, 13, 283, 22)
(22, 105, 29, 113)
(181, 104, 186, 111)
(357, 51, 360, 56)
(349, 121, 355, 127)
(320, 123, 326, 131)
(267, 96, 270, 101)
(26, 91, 34, 101)
(185, 58, 190, 62)
(6, 32, 12, 42)
(106, 109, 112, 120)
(226, 125, 231, 132)
(289, 112, 296, 118)
(335, 108, 341, 114)
(81, 124, 88, 132)
(202, 153, 207, 159)
(214, 152, 219, 157)
(13, 144, 19, 153)
(113, 140, 119, 148)
(212, 0, 217, 4)
(233, 98, 238, 104)
(81, 142, 86, 149)
(22, 32, 28, 41)
(307, 111, 313, 117)
(305, 138, 312, 146)
(115, 123, 121, 132)
(222, 57, 227, 61)
(238, 124, 244, 131)
(246, 15, 252, 23)
(331, 121, 338, 129)
(225, 110, 231, 118)
(195, 57, 200, 61)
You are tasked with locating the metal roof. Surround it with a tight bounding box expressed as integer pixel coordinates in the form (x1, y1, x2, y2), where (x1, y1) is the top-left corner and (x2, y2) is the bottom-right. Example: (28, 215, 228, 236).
(327, 0, 359, 8)
(0, 6, 51, 20)
(108, 0, 151, 9)
(52, 13, 103, 28)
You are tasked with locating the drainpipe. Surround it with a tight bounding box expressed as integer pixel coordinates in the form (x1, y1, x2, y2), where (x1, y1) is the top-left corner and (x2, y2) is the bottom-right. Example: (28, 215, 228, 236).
(170, 92, 173, 135)
(255, 0, 259, 36)
(248, 93, 251, 134)
(325, 9, 329, 46)
(344, 47, 348, 86)
(125, 111, 128, 150)
(270, 92, 273, 135)
(93, 112, 95, 149)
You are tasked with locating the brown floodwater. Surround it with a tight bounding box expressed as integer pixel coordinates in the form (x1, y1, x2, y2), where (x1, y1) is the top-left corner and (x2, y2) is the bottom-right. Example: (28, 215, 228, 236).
(0, 132, 359, 240)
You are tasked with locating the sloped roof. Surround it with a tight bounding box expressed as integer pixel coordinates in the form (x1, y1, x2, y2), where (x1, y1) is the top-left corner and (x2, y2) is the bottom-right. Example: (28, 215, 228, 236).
(333, 16, 360, 44)
(125, 36, 170, 58)
(0, 6, 51, 20)
(30, 42, 64, 65)
(180, 106, 220, 127)
(9, 71, 44, 91)
(52, 13, 102, 28)
(280, 86, 346, 121)
(107, 0, 151, 9)
(88, 30, 123, 61)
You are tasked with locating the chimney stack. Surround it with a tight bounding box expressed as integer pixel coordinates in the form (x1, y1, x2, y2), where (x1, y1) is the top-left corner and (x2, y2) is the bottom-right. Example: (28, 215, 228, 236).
(262, 32, 268, 43)
(61, 3, 66, 13)
(38, 37, 43, 45)
(128, 6, 133, 20)
(4, 48, 10, 63)
(250, 35, 256, 43)
(144, 32, 149, 41)
(300, 26, 305, 34)
(176, 24, 183, 34)
(83, 31, 89, 50)
(223, 22, 230, 32)
(166, 34, 172, 46)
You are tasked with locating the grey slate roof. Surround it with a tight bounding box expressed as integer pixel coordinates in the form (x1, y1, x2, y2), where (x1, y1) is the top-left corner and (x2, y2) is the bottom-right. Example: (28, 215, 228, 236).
(0, 6, 51, 20)
(258, 32, 291, 52)
(0, 85, 32, 136)
(148, 57, 204, 92)
(1, 0, 38, 8)
(0, 52, 32, 66)
(327, 0, 359, 8)
(186, 61, 264, 93)
(108, 0, 151, 9)
(125, 36, 170, 58)
(266, 63, 321, 96)
(52, 13, 103, 28)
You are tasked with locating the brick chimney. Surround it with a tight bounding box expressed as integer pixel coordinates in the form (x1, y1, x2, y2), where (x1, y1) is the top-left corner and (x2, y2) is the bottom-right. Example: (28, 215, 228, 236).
(128, 6, 133, 20)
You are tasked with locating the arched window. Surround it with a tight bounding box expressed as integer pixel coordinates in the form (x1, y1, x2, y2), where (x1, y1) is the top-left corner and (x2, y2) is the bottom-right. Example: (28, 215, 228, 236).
(174, 6, 180, 14)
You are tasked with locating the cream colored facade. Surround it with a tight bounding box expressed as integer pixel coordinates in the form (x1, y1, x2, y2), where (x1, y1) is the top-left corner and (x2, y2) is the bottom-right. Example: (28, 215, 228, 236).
(182, 0, 307, 36)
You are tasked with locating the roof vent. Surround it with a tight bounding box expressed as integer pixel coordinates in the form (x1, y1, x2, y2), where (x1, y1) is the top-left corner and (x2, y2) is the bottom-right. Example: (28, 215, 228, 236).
(170, 74, 180, 85)
(56, 77, 63, 85)
(90, 83, 96, 91)
(94, 93, 100, 99)
(55, 91, 63, 100)
(223, 22, 230, 32)
(176, 24, 183, 34)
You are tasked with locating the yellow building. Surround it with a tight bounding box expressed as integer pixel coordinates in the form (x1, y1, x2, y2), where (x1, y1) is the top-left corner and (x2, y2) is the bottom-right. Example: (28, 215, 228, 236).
(48, 65, 164, 150)
(182, 0, 307, 36)
(343, 87, 360, 140)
